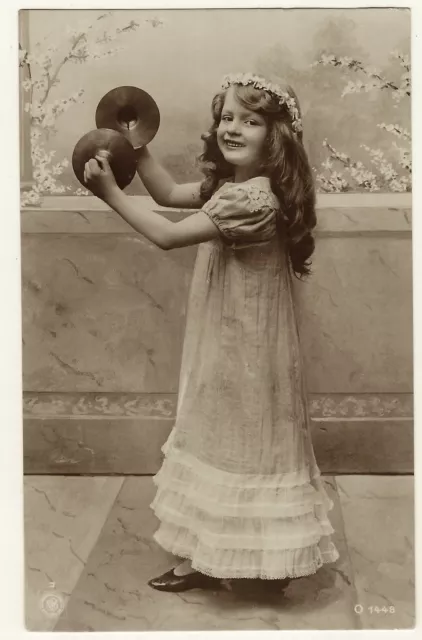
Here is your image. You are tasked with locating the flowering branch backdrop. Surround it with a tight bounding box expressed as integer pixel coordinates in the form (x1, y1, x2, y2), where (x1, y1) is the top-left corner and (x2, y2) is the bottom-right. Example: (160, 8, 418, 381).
(313, 52, 411, 192)
(19, 11, 163, 206)
(19, 9, 410, 204)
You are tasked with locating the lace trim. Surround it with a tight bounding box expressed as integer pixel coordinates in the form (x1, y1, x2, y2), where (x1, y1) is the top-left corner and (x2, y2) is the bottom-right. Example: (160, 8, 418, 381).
(153, 524, 340, 579)
(209, 179, 279, 214)
(246, 182, 279, 213)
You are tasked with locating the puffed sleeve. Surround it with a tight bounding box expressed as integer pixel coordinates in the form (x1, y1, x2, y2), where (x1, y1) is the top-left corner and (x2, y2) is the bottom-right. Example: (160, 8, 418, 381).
(201, 182, 279, 249)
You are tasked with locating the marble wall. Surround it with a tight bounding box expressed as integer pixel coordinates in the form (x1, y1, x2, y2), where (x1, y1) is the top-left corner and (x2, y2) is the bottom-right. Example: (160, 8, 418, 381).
(21, 194, 413, 474)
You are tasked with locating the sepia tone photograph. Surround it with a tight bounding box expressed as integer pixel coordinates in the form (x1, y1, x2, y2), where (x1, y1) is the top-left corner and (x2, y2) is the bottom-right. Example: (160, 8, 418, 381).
(18, 5, 414, 633)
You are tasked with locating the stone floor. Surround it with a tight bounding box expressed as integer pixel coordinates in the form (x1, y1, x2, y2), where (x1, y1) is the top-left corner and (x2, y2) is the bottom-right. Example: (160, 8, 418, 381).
(24, 474, 415, 632)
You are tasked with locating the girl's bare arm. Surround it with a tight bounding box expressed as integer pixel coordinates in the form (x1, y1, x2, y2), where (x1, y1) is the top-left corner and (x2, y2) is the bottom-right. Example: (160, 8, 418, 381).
(136, 147, 205, 209)
(86, 153, 219, 250)
(105, 188, 219, 250)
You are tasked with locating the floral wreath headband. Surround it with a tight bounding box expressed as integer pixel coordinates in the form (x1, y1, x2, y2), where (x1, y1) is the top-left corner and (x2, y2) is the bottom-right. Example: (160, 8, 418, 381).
(221, 73, 303, 133)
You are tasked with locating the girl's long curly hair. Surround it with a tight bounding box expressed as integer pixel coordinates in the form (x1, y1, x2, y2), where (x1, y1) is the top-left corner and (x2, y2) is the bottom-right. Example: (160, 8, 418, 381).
(197, 82, 317, 280)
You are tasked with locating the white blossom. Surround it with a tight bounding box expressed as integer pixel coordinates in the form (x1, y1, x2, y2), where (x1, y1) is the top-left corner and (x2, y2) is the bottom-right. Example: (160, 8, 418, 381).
(390, 51, 410, 69)
(392, 142, 412, 172)
(315, 171, 350, 193)
(22, 79, 33, 92)
(20, 11, 150, 204)
(377, 122, 411, 142)
(19, 48, 28, 65)
(348, 163, 380, 190)
(361, 144, 400, 185)
(315, 49, 411, 194)
(388, 176, 411, 192)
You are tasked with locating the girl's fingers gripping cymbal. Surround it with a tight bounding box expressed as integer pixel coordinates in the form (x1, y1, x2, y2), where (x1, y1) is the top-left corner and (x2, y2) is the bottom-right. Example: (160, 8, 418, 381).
(84, 158, 97, 183)
(84, 161, 90, 183)
(96, 149, 112, 160)
(88, 158, 100, 175)
(94, 153, 112, 175)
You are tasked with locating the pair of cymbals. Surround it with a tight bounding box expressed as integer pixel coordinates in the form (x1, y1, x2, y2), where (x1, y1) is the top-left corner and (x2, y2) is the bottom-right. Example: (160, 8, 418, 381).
(72, 86, 160, 190)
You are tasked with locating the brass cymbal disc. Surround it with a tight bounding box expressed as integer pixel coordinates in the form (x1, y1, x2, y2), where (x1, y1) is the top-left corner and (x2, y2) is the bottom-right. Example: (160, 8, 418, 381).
(95, 86, 160, 149)
(72, 128, 137, 190)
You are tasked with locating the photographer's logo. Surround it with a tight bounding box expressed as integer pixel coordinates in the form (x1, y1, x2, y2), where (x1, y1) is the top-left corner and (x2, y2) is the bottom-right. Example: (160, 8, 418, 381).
(39, 582, 65, 618)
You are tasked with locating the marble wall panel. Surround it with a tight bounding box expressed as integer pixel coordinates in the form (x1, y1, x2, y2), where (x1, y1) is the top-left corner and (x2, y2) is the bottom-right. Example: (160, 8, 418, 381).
(312, 420, 413, 474)
(295, 235, 412, 393)
(21, 200, 412, 395)
(21, 233, 196, 392)
(24, 415, 173, 475)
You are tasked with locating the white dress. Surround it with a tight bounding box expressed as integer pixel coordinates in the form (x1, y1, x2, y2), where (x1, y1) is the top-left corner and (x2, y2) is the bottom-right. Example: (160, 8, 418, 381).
(150, 176, 340, 579)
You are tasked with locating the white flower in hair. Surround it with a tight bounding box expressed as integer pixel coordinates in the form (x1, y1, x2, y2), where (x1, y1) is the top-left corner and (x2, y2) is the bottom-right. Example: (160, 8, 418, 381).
(221, 72, 303, 133)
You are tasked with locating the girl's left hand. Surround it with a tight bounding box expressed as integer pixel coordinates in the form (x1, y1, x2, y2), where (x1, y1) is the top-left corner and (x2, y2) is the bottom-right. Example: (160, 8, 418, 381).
(84, 151, 119, 201)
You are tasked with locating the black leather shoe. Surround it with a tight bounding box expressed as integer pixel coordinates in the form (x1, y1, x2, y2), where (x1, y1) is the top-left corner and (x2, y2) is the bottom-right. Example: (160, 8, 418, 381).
(148, 567, 222, 592)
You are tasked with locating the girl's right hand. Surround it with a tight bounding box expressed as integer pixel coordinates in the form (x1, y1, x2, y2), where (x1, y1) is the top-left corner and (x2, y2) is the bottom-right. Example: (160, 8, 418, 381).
(83, 152, 120, 202)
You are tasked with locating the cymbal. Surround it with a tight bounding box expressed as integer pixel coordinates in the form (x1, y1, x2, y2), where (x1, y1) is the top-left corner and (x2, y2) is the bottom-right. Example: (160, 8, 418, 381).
(72, 128, 137, 190)
(95, 86, 160, 149)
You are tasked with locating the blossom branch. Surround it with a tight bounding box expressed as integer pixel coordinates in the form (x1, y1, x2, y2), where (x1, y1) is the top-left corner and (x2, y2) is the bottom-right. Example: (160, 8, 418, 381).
(313, 49, 411, 193)
(377, 123, 411, 141)
(39, 33, 86, 106)
(20, 11, 149, 205)
(313, 54, 410, 98)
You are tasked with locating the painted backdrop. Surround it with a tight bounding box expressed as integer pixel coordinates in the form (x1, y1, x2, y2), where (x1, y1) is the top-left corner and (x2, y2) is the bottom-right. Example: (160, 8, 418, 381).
(23, 7, 411, 197)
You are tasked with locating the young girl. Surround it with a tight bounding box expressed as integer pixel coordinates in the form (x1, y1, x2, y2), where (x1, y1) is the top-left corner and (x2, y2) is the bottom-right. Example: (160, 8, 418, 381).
(84, 72, 340, 593)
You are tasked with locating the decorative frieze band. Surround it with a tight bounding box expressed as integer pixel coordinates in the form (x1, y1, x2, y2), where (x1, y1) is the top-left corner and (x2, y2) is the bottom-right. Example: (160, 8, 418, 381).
(23, 392, 413, 420)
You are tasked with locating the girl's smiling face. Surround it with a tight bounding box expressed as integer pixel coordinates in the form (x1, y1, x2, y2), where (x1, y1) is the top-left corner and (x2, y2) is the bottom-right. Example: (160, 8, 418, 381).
(217, 86, 268, 178)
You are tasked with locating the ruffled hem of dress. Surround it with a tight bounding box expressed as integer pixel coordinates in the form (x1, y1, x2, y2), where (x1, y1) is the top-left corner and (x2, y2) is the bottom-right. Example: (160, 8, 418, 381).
(150, 438, 340, 578)
(152, 437, 334, 519)
(152, 522, 340, 580)
(160, 433, 327, 490)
